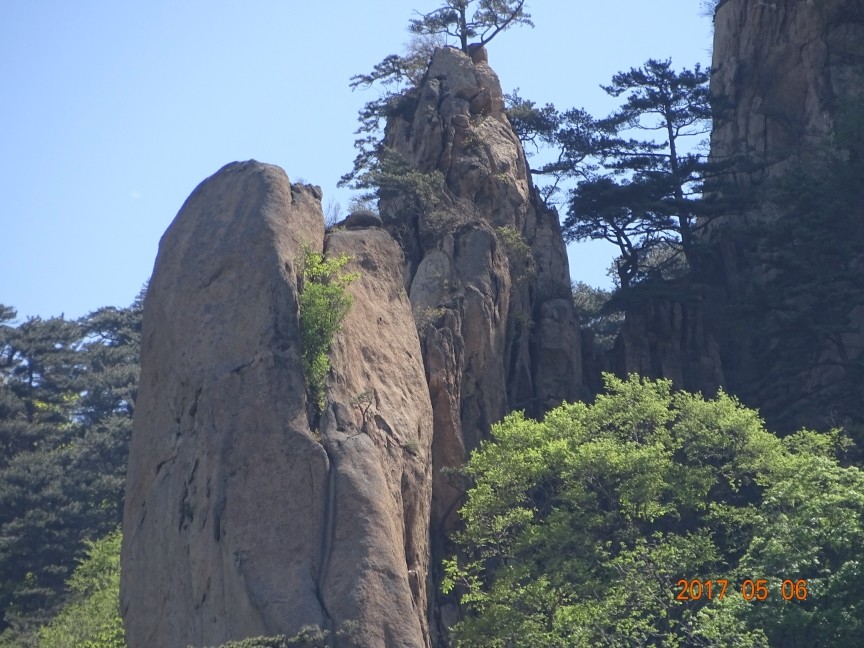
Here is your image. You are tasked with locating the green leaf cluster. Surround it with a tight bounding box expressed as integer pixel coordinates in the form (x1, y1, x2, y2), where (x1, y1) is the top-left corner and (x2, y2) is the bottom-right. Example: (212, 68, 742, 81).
(36, 528, 125, 648)
(446, 374, 864, 646)
(298, 250, 358, 412)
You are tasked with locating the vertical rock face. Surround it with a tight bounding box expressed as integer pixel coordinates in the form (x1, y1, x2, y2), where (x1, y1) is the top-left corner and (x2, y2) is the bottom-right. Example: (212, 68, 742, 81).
(378, 46, 582, 641)
(615, 0, 864, 431)
(122, 161, 433, 647)
(711, 0, 864, 177)
(612, 290, 725, 394)
(123, 48, 582, 648)
(707, 0, 864, 429)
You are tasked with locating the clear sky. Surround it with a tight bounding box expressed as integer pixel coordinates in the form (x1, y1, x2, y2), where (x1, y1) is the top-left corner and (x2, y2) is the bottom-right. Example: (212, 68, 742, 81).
(0, 1, 713, 321)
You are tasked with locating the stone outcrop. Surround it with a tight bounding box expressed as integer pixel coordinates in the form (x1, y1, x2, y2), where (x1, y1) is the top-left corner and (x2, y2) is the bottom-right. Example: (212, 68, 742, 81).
(611, 288, 725, 394)
(377, 46, 582, 642)
(711, 0, 864, 179)
(123, 47, 584, 648)
(121, 161, 433, 648)
(613, 0, 864, 432)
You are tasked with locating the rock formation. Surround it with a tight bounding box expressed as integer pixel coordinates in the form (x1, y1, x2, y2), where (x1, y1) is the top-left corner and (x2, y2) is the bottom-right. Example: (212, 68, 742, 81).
(711, 0, 864, 179)
(122, 46, 583, 648)
(122, 161, 433, 648)
(613, 0, 864, 432)
(377, 45, 582, 641)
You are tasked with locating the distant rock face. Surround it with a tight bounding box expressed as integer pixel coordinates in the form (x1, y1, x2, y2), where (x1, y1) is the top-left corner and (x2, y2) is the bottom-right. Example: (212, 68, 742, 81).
(711, 0, 864, 177)
(378, 47, 582, 643)
(613, 0, 864, 430)
(611, 289, 725, 394)
(121, 161, 433, 647)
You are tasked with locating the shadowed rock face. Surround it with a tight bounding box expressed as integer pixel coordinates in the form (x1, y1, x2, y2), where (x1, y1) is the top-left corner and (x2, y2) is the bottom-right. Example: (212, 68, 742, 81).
(121, 161, 433, 648)
(711, 0, 864, 178)
(613, 0, 864, 431)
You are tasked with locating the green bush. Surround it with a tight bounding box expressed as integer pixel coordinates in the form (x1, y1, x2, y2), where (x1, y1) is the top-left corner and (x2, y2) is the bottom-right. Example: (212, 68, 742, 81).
(299, 249, 358, 412)
(444, 374, 864, 647)
(495, 226, 535, 282)
(212, 625, 327, 648)
(37, 529, 125, 648)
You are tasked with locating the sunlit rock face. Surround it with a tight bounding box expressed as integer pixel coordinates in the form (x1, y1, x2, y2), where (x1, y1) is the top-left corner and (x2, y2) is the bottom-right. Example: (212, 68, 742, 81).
(121, 161, 433, 648)
(378, 46, 582, 643)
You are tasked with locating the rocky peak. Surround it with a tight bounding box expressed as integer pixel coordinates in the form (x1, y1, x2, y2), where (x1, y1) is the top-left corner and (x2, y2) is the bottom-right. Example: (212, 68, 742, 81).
(122, 48, 584, 648)
(378, 46, 582, 642)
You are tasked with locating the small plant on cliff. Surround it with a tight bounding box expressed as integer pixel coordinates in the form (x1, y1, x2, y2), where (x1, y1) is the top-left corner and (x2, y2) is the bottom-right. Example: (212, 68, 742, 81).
(299, 249, 358, 412)
(495, 226, 535, 282)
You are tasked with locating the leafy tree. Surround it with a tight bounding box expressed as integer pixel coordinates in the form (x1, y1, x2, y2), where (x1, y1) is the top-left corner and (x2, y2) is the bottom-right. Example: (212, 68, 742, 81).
(562, 59, 713, 288)
(37, 528, 125, 648)
(571, 282, 622, 352)
(409, 0, 532, 53)
(444, 374, 864, 646)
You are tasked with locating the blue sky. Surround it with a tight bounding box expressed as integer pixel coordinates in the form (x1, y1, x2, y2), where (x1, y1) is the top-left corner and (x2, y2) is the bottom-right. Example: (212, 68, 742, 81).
(0, 1, 713, 320)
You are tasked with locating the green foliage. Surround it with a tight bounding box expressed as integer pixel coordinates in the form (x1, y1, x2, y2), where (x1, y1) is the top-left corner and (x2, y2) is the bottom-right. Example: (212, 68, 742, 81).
(0, 293, 141, 640)
(299, 250, 358, 412)
(495, 226, 535, 281)
(212, 626, 327, 648)
(446, 374, 864, 646)
(37, 528, 125, 648)
(562, 59, 712, 287)
(352, 148, 447, 217)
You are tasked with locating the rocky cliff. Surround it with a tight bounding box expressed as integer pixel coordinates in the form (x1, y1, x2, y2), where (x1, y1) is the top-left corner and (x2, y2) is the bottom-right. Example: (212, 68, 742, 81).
(711, 0, 864, 178)
(377, 46, 582, 641)
(122, 47, 582, 648)
(613, 0, 864, 433)
(121, 162, 433, 647)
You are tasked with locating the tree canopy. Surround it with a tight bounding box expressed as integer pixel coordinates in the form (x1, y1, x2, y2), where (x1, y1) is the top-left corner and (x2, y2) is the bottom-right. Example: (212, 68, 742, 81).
(0, 295, 141, 646)
(504, 59, 732, 288)
(409, 0, 532, 53)
(444, 374, 864, 646)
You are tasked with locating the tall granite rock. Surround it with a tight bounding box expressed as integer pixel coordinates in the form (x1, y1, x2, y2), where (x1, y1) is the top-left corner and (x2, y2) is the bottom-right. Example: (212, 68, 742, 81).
(122, 47, 583, 648)
(121, 161, 433, 647)
(377, 46, 582, 641)
(711, 0, 864, 179)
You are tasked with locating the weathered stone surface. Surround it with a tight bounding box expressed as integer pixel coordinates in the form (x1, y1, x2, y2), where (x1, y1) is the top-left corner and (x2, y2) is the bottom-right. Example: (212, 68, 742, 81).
(711, 0, 864, 179)
(121, 161, 327, 648)
(378, 47, 581, 644)
(122, 161, 433, 648)
(320, 228, 433, 648)
(341, 208, 383, 229)
(611, 290, 725, 395)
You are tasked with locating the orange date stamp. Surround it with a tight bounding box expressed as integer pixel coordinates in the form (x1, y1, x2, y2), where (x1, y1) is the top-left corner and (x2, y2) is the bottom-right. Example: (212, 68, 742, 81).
(676, 578, 808, 602)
